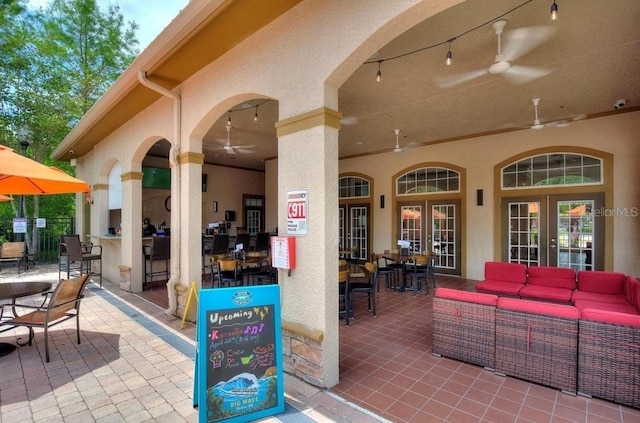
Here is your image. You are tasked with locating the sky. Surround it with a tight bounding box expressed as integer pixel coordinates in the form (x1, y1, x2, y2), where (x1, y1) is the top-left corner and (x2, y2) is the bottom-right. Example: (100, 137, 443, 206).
(28, 0, 190, 49)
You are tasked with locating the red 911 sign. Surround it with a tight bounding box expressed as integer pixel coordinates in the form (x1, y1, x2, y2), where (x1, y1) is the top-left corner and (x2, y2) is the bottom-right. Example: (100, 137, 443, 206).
(288, 201, 306, 219)
(287, 189, 308, 235)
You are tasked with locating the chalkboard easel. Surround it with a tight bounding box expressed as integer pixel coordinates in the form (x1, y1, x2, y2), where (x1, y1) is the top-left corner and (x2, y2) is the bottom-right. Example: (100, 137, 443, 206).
(194, 285, 284, 422)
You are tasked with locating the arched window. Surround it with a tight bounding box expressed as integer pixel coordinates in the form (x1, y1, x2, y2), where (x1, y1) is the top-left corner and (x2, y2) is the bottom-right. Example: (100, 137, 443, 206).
(502, 153, 602, 189)
(339, 176, 370, 199)
(396, 167, 460, 195)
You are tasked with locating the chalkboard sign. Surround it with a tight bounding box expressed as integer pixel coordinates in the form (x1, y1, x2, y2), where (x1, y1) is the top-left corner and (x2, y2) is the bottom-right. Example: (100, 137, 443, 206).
(195, 285, 284, 422)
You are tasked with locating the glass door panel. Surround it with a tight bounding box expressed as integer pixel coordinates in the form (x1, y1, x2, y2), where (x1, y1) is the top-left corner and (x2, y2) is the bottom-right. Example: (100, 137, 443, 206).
(507, 201, 540, 267)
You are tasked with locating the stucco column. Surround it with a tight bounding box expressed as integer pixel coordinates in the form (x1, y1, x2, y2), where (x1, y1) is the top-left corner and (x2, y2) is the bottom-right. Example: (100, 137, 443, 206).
(121, 171, 144, 292)
(171, 150, 204, 317)
(276, 107, 341, 388)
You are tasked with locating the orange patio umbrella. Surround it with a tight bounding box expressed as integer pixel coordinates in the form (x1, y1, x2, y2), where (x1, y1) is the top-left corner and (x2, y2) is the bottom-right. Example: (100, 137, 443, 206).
(0, 144, 90, 195)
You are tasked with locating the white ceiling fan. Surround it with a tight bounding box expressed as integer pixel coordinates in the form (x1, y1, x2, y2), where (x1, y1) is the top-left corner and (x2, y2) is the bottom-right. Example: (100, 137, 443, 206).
(433, 20, 555, 89)
(393, 129, 402, 152)
(209, 124, 256, 155)
(530, 97, 545, 130)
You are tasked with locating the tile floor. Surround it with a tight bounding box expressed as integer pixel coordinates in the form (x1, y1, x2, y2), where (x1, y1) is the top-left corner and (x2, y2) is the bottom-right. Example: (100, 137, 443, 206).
(3, 265, 639, 422)
(331, 274, 640, 423)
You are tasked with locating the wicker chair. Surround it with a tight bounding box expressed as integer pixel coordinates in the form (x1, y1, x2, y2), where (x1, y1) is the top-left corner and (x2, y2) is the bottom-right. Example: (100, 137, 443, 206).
(432, 288, 498, 369)
(577, 309, 640, 408)
(495, 298, 579, 394)
(0, 274, 91, 362)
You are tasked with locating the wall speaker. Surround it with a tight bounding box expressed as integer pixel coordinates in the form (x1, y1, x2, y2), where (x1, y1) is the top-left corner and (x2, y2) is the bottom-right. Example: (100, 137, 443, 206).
(476, 189, 484, 206)
(380, 195, 385, 209)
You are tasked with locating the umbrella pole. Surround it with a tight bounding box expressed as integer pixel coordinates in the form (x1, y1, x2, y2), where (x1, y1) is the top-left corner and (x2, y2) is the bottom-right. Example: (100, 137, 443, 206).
(16, 139, 31, 242)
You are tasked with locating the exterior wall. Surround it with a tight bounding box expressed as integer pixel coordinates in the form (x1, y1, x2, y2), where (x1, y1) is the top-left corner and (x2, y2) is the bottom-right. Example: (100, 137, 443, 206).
(337, 111, 640, 280)
(70, 0, 639, 389)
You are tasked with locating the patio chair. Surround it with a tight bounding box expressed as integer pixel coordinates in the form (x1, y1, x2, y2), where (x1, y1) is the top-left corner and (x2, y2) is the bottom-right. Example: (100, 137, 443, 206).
(0, 241, 26, 274)
(61, 235, 103, 288)
(0, 274, 91, 362)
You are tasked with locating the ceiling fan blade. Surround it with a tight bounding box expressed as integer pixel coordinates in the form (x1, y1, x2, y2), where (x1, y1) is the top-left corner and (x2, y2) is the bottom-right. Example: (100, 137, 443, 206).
(502, 65, 552, 85)
(432, 68, 488, 89)
(340, 116, 358, 126)
(501, 26, 555, 62)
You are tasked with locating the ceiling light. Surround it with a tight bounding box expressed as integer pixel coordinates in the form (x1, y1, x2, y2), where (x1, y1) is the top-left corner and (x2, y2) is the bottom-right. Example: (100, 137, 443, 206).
(376, 60, 382, 82)
(254, 106, 258, 121)
(445, 40, 454, 66)
(550, 1, 558, 20)
(393, 129, 402, 152)
(227, 111, 232, 126)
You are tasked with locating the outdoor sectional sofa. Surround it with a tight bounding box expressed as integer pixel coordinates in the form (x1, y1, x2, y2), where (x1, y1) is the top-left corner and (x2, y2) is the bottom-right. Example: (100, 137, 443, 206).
(432, 263, 640, 409)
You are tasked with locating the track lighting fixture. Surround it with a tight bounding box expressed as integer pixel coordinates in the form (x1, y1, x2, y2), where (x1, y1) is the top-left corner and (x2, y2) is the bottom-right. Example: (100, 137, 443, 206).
(550, 1, 558, 20)
(376, 60, 382, 82)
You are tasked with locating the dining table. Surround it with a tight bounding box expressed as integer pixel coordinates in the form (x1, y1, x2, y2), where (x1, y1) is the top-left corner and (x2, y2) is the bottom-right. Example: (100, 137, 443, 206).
(0, 281, 53, 357)
(382, 252, 433, 292)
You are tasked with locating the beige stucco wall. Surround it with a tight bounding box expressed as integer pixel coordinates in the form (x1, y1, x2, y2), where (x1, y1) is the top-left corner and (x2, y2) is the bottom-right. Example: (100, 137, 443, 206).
(72, 0, 638, 387)
(337, 111, 640, 280)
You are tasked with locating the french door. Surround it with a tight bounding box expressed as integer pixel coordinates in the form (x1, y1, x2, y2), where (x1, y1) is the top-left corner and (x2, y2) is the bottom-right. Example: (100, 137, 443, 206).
(399, 200, 461, 275)
(339, 204, 369, 262)
(502, 193, 604, 270)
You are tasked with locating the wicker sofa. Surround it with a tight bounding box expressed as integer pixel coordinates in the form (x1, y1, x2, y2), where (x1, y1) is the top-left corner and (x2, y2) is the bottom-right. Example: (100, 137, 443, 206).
(433, 267, 640, 408)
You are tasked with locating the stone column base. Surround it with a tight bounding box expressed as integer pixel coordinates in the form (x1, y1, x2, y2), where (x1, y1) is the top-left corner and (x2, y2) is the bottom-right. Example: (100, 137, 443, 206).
(119, 265, 131, 291)
(282, 320, 325, 388)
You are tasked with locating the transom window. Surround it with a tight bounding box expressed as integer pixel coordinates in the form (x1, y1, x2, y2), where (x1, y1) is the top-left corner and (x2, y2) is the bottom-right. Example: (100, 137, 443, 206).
(339, 176, 370, 199)
(502, 153, 602, 189)
(397, 167, 459, 195)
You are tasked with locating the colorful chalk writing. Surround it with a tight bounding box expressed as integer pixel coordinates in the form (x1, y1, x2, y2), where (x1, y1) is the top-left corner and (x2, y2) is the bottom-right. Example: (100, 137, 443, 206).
(196, 285, 283, 423)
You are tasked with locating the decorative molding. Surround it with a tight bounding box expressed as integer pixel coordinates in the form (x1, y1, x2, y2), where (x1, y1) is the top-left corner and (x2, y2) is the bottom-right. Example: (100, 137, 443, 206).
(275, 107, 341, 138)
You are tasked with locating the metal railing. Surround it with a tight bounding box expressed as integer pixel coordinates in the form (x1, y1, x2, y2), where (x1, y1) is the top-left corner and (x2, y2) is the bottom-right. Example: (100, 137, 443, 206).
(0, 217, 75, 264)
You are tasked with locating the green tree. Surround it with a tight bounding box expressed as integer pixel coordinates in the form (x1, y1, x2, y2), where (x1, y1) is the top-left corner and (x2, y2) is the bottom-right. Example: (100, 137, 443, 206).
(0, 0, 138, 256)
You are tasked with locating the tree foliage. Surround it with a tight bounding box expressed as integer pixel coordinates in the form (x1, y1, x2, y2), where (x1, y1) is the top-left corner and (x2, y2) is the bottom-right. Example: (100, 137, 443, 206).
(0, 0, 139, 223)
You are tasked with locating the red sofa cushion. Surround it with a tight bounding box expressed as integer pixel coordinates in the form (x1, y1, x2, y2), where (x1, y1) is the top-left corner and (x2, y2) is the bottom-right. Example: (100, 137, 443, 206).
(475, 280, 524, 297)
(527, 266, 576, 289)
(573, 300, 639, 315)
(625, 275, 638, 306)
(518, 284, 572, 303)
(485, 262, 527, 283)
(498, 297, 579, 319)
(571, 290, 628, 304)
(435, 287, 498, 306)
(581, 308, 640, 328)
(577, 270, 626, 294)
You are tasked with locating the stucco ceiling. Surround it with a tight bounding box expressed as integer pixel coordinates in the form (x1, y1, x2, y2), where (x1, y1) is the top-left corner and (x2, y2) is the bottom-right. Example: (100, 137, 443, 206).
(185, 0, 639, 170)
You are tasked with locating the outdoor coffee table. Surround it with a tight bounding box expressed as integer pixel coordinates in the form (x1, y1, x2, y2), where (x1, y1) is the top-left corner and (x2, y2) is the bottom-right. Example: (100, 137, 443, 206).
(0, 281, 53, 357)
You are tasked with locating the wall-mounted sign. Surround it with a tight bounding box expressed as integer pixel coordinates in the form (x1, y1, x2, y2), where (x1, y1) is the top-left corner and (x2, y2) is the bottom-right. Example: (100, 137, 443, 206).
(195, 285, 284, 422)
(286, 189, 308, 235)
(12, 218, 27, 234)
(271, 236, 296, 270)
(36, 218, 46, 228)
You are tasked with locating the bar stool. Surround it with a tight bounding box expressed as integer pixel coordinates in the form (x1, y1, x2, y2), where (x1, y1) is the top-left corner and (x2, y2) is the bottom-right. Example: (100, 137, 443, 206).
(143, 237, 170, 290)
